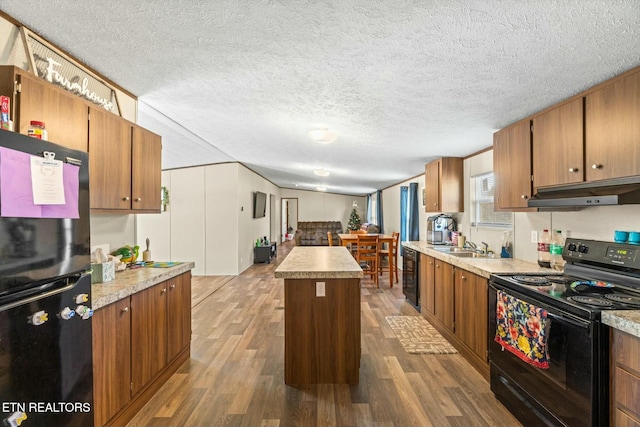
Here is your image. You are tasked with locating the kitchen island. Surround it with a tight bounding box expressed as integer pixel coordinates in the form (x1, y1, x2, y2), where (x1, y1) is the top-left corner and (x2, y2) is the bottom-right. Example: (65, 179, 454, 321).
(275, 246, 363, 384)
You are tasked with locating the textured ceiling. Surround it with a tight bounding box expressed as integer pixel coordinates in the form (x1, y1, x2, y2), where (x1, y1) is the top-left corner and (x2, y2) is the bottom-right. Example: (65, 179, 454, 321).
(1, 1, 639, 195)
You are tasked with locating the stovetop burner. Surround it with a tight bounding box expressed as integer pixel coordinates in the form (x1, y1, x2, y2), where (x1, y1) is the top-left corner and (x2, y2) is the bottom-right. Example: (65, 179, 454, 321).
(604, 293, 640, 307)
(566, 296, 614, 307)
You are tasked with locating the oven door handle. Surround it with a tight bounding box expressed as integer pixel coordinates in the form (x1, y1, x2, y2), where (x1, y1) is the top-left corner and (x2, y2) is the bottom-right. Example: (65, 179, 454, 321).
(490, 283, 592, 331)
(546, 312, 591, 330)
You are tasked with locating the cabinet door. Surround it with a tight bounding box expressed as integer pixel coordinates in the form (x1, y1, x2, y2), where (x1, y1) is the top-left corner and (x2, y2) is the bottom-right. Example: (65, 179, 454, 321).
(586, 70, 640, 181)
(131, 282, 167, 395)
(89, 107, 132, 209)
(434, 259, 454, 330)
(425, 160, 441, 212)
(454, 269, 488, 361)
(92, 298, 131, 427)
(16, 72, 89, 151)
(420, 254, 435, 314)
(167, 272, 192, 361)
(132, 125, 162, 212)
(532, 98, 584, 190)
(493, 121, 532, 209)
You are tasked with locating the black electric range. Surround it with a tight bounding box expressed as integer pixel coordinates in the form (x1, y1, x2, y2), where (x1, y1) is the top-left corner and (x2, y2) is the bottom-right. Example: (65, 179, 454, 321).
(491, 238, 640, 320)
(489, 238, 640, 427)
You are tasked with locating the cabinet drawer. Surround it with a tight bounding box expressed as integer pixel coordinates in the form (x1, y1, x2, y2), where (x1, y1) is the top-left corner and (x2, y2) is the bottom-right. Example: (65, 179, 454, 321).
(613, 330, 640, 375)
(615, 367, 640, 422)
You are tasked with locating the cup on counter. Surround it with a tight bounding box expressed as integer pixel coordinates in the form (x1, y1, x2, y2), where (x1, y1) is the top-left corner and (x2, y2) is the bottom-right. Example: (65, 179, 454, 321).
(614, 230, 629, 243)
(628, 232, 640, 245)
(458, 234, 466, 248)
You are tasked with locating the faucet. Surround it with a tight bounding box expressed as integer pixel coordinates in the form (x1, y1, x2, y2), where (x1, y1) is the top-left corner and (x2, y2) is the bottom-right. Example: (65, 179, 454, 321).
(464, 241, 478, 251)
(481, 242, 489, 254)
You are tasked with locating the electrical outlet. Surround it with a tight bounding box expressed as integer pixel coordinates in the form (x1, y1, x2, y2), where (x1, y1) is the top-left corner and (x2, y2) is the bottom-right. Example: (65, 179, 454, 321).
(531, 231, 538, 243)
(316, 282, 326, 297)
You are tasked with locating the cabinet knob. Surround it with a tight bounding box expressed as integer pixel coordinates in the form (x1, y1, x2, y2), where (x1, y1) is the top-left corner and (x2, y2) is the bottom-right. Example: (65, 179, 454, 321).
(121, 307, 129, 313)
(123, 196, 130, 201)
(161, 288, 167, 294)
(569, 167, 579, 173)
(521, 195, 528, 199)
(592, 164, 603, 170)
(170, 284, 176, 289)
(461, 276, 466, 280)
(134, 198, 142, 202)
(436, 264, 440, 268)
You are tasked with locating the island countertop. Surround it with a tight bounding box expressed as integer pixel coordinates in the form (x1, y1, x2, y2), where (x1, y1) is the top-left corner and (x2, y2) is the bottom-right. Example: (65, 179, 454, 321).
(275, 246, 363, 279)
(92, 262, 195, 309)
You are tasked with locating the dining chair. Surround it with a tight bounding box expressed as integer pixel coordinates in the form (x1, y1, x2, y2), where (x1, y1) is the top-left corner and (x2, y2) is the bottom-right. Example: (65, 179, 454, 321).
(379, 231, 400, 286)
(327, 231, 334, 246)
(356, 234, 379, 287)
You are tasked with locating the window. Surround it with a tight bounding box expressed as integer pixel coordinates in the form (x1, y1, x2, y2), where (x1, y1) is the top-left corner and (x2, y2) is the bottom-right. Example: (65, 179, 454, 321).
(471, 172, 513, 227)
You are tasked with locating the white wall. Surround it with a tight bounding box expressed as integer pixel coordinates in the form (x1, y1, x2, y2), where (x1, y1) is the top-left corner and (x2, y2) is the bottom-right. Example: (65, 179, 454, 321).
(280, 189, 366, 231)
(90, 215, 135, 253)
(135, 171, 171, 262)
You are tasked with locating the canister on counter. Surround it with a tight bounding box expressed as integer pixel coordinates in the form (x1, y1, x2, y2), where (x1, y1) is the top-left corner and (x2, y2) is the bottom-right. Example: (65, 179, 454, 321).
(27, 120, 48, 140)
(458, 234, 466, 248)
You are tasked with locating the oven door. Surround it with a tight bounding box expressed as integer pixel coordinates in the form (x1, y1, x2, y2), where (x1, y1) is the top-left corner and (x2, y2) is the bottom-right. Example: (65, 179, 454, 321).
(488, 283, 606, 427)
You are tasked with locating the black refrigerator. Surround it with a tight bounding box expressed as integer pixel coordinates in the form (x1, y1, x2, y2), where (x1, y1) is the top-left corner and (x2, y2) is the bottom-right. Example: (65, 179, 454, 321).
(0, 130, 93, 427)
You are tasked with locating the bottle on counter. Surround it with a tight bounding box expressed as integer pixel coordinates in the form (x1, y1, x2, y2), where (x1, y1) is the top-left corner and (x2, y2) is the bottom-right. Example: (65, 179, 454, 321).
(537, 229, 552, 268)
(27, 120, 48, 140)
(550, 230, 566, 271)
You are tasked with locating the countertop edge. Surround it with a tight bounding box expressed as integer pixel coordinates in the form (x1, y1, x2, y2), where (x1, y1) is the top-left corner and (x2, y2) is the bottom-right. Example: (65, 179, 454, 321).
(402, 241, 555, 278)
(602, 311, 640, 339)
(275, 271, 364, 279)
(92, 262, 195, 310)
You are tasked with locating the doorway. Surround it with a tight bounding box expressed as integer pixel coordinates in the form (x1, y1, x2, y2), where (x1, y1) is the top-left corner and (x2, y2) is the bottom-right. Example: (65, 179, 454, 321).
(281, 198, 298, 243)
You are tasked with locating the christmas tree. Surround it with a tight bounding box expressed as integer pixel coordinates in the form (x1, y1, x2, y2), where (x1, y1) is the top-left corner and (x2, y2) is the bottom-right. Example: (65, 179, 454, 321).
(347, 207, 362, 231)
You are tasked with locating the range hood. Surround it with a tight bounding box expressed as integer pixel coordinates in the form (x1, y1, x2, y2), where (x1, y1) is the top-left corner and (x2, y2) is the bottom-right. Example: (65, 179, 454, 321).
(527, 176, 640, 208)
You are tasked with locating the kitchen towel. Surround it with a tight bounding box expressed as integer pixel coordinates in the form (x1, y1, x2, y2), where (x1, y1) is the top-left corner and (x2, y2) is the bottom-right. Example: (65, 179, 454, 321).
(494, 290, 550, 369)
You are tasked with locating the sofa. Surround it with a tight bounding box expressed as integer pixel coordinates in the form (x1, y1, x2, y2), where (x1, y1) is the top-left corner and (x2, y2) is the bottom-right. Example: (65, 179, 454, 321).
(360, 223, 380, 233)
(295, 221, 343, 246)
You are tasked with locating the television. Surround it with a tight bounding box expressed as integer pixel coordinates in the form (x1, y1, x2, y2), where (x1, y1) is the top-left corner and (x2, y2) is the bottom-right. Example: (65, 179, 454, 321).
(253, 191, 267, 218)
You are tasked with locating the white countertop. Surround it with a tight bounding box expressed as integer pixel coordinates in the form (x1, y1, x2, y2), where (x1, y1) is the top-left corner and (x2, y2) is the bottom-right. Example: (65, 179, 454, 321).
(274, 246, 363, 279)
(92, 262, 195, 309)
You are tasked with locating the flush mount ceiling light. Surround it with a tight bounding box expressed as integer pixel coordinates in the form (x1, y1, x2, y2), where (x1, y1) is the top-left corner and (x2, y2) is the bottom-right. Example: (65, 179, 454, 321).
(313, 169, 330, 177)
(308, 128, 338, 144)
(316, 187, 327, 192)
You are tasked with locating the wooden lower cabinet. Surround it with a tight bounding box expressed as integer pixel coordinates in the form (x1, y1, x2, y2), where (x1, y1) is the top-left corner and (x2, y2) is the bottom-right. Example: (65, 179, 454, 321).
(420, 254, 435, 314)
(421, 259, 489, 380)
(93, 272, 192, 427)
(434, 259, 454, 330)
(611, 329, 640, 426)
(454, 269, 488, 362)
(92, 298, 131, 427)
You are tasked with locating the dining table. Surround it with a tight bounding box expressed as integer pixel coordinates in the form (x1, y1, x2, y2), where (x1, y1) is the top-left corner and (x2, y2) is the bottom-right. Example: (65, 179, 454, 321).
(337, 233, 396, 285)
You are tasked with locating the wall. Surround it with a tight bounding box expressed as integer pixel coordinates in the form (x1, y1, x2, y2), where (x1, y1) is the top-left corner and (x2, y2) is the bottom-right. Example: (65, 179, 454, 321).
(280, 189, 366, 231)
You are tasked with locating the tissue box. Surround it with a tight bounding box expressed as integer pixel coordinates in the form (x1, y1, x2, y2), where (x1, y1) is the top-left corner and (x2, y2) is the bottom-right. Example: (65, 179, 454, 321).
(91, 261, 115, 284)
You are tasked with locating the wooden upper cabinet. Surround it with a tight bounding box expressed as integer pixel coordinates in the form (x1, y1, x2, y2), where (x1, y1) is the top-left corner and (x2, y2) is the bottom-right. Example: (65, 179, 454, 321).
(532, 98, 584, 191)
(89, 107, 132, 210)
(425, 157, 463, 213)
(132, 125, 162, 212)
(0, 66, 89, 151)
(425, 160, 440, 211)
(586, 69, 640, 181)
(493, 121, 533, 210)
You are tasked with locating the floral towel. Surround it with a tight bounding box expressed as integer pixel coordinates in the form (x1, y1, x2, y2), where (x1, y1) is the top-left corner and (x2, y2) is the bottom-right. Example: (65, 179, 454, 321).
(494, 290, 550, 369)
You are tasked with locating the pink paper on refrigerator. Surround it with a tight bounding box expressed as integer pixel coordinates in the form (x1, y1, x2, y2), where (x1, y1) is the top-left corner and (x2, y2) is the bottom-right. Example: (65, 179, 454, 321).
(0, 146, 79, 218)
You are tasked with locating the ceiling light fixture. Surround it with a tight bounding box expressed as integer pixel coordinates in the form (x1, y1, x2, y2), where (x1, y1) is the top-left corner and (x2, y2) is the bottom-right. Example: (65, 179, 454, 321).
(316, 187, 327, 192)
(308, 128, 338, 144)
(313, 169, 330, 177)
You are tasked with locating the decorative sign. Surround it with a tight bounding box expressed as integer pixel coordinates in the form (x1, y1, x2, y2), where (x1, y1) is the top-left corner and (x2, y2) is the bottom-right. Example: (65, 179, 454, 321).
(25, 31, 120, 115)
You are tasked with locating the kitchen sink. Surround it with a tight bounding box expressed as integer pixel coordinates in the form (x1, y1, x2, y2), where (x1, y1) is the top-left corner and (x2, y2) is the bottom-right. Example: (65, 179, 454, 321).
(433, 246, 470, 253)
(449, 252, 490, 258)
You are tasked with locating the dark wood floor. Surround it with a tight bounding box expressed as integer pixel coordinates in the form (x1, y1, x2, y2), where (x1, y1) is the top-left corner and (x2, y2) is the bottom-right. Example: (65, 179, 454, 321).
(127, 242, 521, 427)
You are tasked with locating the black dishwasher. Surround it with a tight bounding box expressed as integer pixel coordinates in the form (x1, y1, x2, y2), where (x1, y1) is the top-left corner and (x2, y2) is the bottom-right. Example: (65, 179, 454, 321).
(402, 247, 420, 311)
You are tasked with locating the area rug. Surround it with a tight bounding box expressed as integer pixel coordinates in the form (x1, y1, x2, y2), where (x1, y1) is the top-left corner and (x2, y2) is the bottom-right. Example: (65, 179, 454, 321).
(385, 316, 458, 354)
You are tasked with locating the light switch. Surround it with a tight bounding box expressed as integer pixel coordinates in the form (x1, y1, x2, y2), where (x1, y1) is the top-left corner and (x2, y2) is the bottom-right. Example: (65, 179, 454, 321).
(531, 231, 538, 243)
(316, 282, 326, 297)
